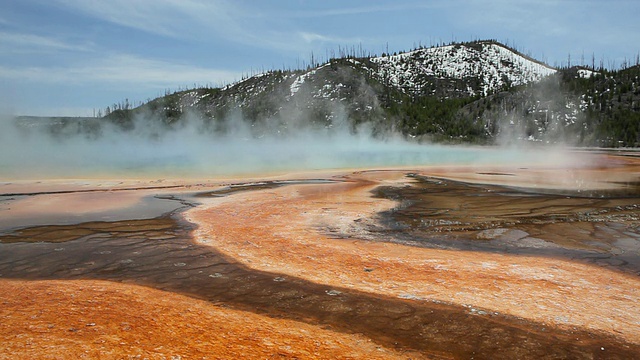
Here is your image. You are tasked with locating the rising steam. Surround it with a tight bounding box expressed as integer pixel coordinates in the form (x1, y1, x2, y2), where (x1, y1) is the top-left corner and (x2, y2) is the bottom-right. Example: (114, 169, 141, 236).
(0, 104, 588, 180)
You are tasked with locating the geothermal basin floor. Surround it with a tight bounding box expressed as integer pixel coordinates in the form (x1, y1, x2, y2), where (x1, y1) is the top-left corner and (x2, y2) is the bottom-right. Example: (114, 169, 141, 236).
(1, 157, 640, 359)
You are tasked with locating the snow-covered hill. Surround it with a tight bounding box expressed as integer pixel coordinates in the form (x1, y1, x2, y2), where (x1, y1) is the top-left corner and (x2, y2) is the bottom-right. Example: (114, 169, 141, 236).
(369, 41, 556, 97)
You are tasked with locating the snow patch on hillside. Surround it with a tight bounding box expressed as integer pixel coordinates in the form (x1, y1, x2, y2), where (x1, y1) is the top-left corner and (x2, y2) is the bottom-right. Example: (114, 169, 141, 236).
(290, 64, 329, 97)
(577, 68, 596, 78)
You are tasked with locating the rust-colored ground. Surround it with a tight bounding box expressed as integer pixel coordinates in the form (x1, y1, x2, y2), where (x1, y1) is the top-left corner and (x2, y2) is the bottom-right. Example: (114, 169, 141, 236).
(0, 279, 411, 359)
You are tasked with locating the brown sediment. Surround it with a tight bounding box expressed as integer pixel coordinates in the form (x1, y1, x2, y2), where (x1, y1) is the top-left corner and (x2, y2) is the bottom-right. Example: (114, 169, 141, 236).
(374, 174, 640, 272)
(0, 218, 177, 243)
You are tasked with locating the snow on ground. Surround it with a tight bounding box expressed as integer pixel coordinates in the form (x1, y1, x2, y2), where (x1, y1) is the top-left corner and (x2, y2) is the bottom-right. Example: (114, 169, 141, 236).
(577, 68, 596, 78)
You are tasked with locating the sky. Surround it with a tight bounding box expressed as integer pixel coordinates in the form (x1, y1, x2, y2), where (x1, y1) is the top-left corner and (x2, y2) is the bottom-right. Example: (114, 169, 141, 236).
(1, 0, 639, 117)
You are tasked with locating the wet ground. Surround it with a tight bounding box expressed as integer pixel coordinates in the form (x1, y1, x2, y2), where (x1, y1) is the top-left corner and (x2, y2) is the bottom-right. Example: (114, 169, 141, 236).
(0, 185, 189, 232)
(1, 178, 640, 358)
(194, 179, 340, 198)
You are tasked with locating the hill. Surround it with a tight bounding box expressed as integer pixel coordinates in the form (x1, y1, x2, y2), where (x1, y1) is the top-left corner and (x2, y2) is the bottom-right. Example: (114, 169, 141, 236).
(17, 40, 640, 146)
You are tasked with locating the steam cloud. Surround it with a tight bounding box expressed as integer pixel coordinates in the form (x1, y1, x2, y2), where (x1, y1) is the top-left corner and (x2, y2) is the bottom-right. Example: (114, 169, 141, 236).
(0, 107, 585, 180)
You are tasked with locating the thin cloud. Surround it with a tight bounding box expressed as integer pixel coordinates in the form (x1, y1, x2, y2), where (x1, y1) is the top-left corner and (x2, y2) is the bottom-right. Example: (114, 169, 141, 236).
(51, 0, 360, 54)
(0, 31, 92, 53)
(53, 0, 182, 38)
(0, 53, 242, 89)
(53, 0, 267, 46)
(298, 32, 364, 45)
(277, 2, 444, 18)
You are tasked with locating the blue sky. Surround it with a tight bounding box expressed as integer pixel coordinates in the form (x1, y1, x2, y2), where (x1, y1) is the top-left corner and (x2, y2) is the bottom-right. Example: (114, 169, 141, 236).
(1, 0, 639, 116)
